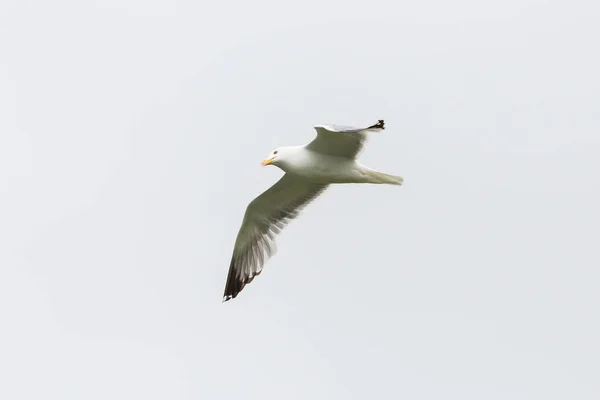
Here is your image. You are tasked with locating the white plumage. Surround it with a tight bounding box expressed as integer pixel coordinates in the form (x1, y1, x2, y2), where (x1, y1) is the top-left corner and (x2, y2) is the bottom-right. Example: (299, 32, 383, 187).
(223, 119, 403, 301)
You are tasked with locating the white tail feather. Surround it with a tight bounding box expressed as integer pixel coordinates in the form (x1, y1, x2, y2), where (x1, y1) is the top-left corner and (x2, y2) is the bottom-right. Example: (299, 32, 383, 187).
(366, 170, 404, 185)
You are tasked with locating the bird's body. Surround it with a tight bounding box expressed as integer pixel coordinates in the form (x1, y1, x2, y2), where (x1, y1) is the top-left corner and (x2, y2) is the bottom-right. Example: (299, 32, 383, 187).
(223, 119, 403, 301)
(274, 146, 402, 184)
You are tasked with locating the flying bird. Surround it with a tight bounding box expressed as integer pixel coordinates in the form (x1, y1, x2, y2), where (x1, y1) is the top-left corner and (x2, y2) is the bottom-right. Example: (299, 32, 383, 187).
(223, 119, 403, 301)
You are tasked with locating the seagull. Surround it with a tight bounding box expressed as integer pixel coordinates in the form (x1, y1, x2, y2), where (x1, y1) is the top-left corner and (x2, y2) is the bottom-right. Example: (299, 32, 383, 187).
(223, 119, 403, 301)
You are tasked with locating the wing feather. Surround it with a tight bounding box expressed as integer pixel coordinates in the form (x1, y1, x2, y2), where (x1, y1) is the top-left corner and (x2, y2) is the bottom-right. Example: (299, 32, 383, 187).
(306, 119, 385, 158)
(223, 174, 327, 301)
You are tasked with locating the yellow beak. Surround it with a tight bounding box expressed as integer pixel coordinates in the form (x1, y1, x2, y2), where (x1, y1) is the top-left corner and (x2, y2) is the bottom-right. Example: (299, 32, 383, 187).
(261, 157, 274, 166)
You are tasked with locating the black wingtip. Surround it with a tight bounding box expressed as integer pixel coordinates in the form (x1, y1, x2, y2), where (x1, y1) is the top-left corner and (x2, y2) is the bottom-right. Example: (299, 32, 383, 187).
(222, 267, 244, 302)
(368, 119, 385, 130)
(222, 258, 263, 302)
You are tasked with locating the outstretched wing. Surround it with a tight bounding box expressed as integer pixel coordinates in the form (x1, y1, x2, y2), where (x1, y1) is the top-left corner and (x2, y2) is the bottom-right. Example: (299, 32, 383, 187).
(223, 174, 328, 301)
(306, 119, 385, 159)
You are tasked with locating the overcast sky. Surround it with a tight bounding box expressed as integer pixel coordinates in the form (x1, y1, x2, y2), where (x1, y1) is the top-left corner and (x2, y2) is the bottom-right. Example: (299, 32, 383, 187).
(1, 0, 599, 399)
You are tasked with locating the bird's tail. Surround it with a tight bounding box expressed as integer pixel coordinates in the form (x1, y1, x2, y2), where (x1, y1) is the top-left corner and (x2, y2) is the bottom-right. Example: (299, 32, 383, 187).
(366, 170, 404, 185)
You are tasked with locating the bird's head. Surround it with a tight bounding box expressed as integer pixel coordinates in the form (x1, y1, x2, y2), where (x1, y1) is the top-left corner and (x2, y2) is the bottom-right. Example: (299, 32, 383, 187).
(261, 147, 284, 167)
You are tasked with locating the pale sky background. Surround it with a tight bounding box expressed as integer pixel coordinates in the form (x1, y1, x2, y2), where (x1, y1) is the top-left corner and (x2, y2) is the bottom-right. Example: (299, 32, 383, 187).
(1, 0, 599, 399)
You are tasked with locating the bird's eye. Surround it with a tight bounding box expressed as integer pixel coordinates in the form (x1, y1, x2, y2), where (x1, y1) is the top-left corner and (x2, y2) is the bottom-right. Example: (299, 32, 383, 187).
(273, 151, 278, 155)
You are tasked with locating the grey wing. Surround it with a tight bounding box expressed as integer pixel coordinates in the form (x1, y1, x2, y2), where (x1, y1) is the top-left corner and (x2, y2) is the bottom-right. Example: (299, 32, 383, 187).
(305, 119, 385, 158)
(223, 174, 328, 301)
